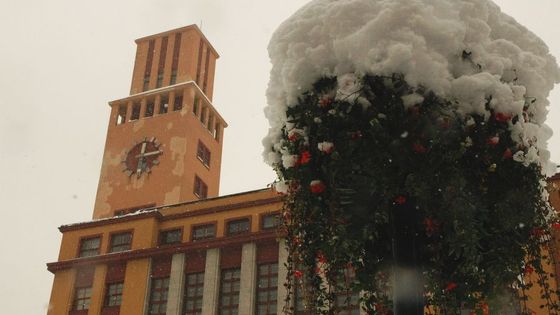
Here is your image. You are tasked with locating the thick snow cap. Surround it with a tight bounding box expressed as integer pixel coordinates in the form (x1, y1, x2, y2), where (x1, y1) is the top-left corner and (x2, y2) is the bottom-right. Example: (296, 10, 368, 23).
(263, 0, 560, 175)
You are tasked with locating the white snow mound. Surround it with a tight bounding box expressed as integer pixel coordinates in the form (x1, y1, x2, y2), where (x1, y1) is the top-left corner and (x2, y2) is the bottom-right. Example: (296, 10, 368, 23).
(263, 0, 560, 175)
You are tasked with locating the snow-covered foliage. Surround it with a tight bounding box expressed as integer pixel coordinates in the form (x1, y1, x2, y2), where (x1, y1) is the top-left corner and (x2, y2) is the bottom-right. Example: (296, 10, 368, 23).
(263, 0, 560, 175)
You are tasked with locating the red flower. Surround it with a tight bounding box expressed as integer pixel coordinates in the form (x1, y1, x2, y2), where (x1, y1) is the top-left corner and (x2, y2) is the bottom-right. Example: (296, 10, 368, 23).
(552, 223, 560, 230)
(445, 282, 458, 292)
(351, 131, 362, 140)
(294, 270, 303, 279)
(288, 133, 298, 142)
(486, 136, 500, 146)
(531, 228, 545, 237)
(503, 148, 513, 159)
(319, 98, 332, 107)
(317, 252, 327, 264)
(394, 195, 407, 205)
(298, 151, 311, 165)
(310, 180, 326, 194)
(424, 217, 439, 236)
(412, 143, 427, 153)
(524, 266, 534, 275)
(494, 112, 512, 123)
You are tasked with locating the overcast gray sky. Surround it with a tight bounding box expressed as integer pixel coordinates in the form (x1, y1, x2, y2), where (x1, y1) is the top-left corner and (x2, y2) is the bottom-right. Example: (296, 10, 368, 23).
(0, 1, 559, 314)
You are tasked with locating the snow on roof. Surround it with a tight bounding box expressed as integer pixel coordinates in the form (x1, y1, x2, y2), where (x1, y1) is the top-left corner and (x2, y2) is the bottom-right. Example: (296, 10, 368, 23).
(263, 0, 560, 175)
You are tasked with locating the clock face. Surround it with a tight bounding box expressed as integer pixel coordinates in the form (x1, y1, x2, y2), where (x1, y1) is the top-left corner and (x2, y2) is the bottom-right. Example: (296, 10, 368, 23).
(122, 137, 162, 177)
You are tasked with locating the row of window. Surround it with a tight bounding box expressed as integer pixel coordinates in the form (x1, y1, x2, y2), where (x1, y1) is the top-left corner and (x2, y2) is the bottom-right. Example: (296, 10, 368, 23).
(77, 214, 281, 258)
(142, 33, 182, 92)
(191, 96, 220, 140)
(71, 262, 358, 315)
(115, 93, 184, 125)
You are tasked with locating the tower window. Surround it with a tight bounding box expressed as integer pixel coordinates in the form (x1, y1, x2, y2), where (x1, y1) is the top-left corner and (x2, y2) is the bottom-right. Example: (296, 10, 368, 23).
(156, 73, 164, 89)
(116, 104, 127, 125)
(256, 263, 278, 315)
(130, 103, 141, 121)
(145, 101, 155, 117)
(193, 176, 208, 199)
(196, 141, 211, 167)
(173, 95, 183, 111)
(159, 229, 182, 245)
(227, 218, 250, 236)
(143, 39, 155, 92)
(148, 277, 169, 315)
(214, 123, 221, 142)
(219, 268, 241, 314)
(192, 96, 200, 116)
(170, 70, 177, 85)
(200, 106, 207, 123)
(79, 236, 101, 257)
(159, 96, 169, 114)
(170, 33, 182, 85)
(156, 36, 168, 89)
(191, 224, 215, 241)
(109, 232, 132, 253)
(183, 272, 204, 315)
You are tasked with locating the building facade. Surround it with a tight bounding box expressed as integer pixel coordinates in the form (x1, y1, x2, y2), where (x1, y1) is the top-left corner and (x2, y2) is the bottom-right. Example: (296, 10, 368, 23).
(47, 26, 558, 315)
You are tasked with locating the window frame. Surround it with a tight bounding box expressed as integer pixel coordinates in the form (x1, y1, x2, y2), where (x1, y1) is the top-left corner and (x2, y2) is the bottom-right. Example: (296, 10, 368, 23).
(108, 230, 133, 253)
(77, 235, 102, 258)
(225, 217, 251, 236)
(158, 228, 183, 246)
(218, 267, 241, 315)
(130, 102, 141, 121)
(193, 175, 208, 199)
(147, 276, 170, 315)
(173, 94, 183, 111)
(196, 141, 211, 167)
(103, 282, 124, 308)
(255, 262, 279, 315)
(116, 104, 127, 125)
(72, 286, 93, 312)
(191, 222, 216, 241)
(260, 212, 281, 231)
(182, 271, 205, 315)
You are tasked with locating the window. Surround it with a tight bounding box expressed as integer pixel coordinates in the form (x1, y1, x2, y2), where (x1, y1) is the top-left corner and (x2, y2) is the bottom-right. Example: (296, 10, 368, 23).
(192, 96, 200, 115)
(227, 218, 250, 236)
(148, 277, 169, 315)
(200, 106, 207, 123)
(197, 141, 211, 167)
(193, 176, 208, 199)
(102, 264, 126, 314)
(207, 113, 215, 131)
(173, 95, 183, 111)
(104, 282, 123, 307)
(73, 286, 92, 311)
(170, 70, 177, 85)
(262, 214, 281, 230)
(334, 268, 360, 315)
(203, 47, 211, 93)
(109, 232, 132, 253)
(143, 39, 155, 91)
(71, 267, 95, 313)
(156, 37, 167, 89)
(192, 224, 215, 241)
(159, 229, 182, 245)
(256, 263, 278, 315)
(215, 123, 221, 141)
(170, 33, 181, 85)
(183, 272, 204, 315)
(79, 236, 101, 257)
(116, 105, 127, 125)
(196, 40, 204, 85)
(219, 268, 241, 315)
(159, 96, 169, 114)
(145, 101, 155, 117)
(130, 103, 141, 121)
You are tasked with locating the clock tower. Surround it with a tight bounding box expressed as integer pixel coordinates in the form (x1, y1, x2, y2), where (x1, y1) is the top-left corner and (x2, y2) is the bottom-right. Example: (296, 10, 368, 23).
(93, 25, 227, 219)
